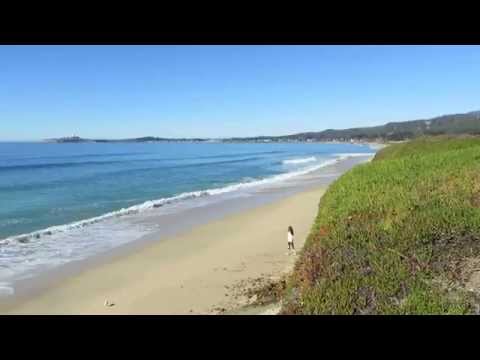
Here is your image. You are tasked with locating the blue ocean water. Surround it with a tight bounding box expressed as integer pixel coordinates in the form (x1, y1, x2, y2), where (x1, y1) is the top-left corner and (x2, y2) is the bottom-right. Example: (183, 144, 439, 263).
(0, 141, 375, 294)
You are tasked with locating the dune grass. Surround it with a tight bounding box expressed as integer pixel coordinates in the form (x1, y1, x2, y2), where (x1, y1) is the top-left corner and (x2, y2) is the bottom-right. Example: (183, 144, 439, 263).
(282, 136, 480, 314)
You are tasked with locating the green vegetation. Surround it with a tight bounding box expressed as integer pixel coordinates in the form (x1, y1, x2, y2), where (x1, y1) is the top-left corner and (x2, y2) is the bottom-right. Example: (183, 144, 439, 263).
(374, 135, 480, 161)
(282, 136, 480, 314)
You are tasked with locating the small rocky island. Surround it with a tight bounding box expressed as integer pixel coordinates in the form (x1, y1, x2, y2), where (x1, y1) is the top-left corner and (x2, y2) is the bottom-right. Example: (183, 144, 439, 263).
(51, 136, 90, 143)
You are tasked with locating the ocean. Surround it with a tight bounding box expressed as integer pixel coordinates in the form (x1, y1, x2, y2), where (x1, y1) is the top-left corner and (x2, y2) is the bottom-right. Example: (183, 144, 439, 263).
(0, 141, 375, 297)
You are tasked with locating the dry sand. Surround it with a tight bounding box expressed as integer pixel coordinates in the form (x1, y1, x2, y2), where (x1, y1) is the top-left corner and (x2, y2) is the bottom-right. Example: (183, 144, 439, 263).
(1, 185, 326, 315)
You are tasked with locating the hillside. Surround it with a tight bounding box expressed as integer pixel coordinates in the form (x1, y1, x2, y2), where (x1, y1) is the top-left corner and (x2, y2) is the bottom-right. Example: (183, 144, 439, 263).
(281, 135, 480, 314)
(283, 110, 480, 142)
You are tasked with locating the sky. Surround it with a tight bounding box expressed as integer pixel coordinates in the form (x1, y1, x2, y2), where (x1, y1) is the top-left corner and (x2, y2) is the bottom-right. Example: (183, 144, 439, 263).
(1, 45, 480, 140)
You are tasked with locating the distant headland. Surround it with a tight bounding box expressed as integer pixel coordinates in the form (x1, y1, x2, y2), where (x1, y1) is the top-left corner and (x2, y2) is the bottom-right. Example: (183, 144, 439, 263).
(45, 136, 215, 144)
(45, 109, 480, 144)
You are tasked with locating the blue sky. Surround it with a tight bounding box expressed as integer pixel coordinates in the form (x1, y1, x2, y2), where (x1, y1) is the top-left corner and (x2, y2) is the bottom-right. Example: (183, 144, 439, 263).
(1, 45, 480, 140)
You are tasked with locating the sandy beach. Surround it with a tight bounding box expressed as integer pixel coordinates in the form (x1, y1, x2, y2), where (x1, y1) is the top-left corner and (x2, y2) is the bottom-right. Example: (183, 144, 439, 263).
(1, 184, 326, 315)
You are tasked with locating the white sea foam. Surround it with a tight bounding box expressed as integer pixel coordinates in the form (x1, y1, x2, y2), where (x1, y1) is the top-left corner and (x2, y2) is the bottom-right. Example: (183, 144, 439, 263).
(0, 283, 14, 296)
(368, 143, 386, 151)
(282, 156, 316, 165)
(334, 152, 376, 158)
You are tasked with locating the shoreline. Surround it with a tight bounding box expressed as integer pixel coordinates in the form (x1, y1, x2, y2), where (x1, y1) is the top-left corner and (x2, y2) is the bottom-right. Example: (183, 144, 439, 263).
(0, 156, 371, 315)
(1, 186, 326, 314)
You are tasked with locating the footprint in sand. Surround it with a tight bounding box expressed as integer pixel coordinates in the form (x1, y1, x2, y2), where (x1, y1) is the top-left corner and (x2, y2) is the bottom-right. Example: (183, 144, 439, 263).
(104, 299, 115, 307)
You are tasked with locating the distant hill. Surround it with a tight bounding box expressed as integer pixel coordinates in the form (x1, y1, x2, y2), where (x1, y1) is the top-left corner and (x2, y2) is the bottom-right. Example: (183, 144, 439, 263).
(280, 110, 480, 142)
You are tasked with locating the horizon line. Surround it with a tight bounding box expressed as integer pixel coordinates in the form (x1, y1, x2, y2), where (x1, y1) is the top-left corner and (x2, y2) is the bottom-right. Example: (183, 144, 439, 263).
(2, 107, 479, 143)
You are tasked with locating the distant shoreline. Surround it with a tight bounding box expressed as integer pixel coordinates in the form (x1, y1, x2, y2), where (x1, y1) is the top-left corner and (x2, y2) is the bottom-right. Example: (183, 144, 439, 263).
(4, 108, 480, 145)
(0, 139, 386, 147)
(37, 138, 387, 147)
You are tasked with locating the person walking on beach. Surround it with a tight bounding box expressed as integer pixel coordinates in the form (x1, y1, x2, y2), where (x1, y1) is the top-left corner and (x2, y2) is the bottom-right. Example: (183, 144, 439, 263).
(287, 226, 295, 251)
